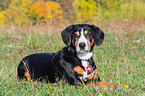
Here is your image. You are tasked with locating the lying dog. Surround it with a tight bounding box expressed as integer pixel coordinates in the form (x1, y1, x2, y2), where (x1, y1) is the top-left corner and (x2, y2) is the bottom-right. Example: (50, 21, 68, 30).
(17, 24, 122, 89)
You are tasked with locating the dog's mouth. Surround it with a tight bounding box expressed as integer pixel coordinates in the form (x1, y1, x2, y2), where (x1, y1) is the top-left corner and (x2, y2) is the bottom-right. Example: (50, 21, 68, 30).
(77, 50, 89, 54)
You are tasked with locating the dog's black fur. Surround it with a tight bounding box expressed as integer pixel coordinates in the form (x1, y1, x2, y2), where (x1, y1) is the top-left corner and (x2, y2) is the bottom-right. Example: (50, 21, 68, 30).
(17, 24, 105, 85)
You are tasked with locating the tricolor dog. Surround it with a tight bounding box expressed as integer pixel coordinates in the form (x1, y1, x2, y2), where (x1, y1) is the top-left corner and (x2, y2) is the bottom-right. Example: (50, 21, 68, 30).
(17, 24, 122, 89)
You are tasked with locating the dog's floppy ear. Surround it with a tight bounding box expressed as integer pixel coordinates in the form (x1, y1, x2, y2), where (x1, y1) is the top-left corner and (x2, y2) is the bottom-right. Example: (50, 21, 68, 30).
(61, 25, 77, 47)
(90, 25, 105, 46)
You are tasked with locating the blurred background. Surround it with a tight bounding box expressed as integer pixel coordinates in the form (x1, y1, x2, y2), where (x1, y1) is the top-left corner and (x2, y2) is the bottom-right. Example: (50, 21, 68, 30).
(0, 0, 145, 26)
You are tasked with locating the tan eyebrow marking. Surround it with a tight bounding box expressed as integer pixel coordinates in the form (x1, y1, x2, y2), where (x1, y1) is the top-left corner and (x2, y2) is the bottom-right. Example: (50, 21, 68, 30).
(84, 30, 88, 35)
(75, 31, 80, 36)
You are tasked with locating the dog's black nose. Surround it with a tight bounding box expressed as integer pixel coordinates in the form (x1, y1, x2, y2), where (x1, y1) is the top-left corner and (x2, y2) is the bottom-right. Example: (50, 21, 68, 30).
(79, 42, 86, 49)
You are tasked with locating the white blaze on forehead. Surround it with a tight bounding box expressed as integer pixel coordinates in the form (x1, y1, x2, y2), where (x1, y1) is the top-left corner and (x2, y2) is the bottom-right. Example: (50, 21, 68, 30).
(79, 28, 87, 43)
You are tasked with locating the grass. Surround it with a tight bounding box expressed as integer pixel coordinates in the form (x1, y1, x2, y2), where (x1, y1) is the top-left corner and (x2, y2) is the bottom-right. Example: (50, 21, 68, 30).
(0, 21, 144, 95)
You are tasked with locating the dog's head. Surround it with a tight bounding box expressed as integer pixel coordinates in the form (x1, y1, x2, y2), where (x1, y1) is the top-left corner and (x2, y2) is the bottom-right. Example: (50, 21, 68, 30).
(61, 24, 105, 54)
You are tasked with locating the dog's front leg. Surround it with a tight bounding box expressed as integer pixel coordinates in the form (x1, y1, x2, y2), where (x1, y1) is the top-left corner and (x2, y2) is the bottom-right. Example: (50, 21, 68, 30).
(86, 69, 124, 89)
(63, 70, 82, 85)
(60, 64, 81, 85)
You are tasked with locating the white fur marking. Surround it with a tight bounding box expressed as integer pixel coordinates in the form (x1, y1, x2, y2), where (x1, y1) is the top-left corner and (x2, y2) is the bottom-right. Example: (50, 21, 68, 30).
(77, 52, 92, 60)
(80, 60, 93, 80)
(76, 28, 89, 52)
(78, 52, 93, 81)
(76, 28, 93, 81)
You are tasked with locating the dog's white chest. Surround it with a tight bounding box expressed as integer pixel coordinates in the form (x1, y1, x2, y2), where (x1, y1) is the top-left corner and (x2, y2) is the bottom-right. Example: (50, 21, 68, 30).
(77, 52, 93, 81)
(82, 61, 88, 68)
(81, 60, 92, 81)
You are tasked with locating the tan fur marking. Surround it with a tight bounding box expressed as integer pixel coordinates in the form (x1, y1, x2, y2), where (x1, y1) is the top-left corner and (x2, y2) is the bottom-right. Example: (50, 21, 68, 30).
(72, 39, 75, 46)
(87, 40, 91, 51)
(87, 38, 94, 52)
(72, 39, 78, 47)
(97, 81, 116, 89)
(91, 38, 94, 47)
(88, 69, 98, 79)
(72, 32, 79, 47)
(87, 81, 124, 89)
(84, 30, 88, 35)
(25, 72, 31, 81)
(74, 66, 84, 75)
(89, 38, 94, 51)
(76, 31, 80, 36)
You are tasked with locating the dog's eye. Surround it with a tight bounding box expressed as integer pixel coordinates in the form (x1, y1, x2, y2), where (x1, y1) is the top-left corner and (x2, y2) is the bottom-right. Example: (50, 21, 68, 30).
(87, 34, 91, 37)
(74, 34, 78, 38)
(86, 34, 91, 37)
